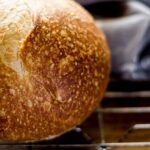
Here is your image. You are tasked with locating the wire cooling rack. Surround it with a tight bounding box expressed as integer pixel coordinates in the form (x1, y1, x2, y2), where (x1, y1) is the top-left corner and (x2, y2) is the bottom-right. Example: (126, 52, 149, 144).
(1, 79, 150, 150)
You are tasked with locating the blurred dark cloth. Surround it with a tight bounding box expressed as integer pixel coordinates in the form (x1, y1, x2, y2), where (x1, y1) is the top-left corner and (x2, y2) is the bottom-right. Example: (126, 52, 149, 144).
(140, 0, 150, 7)
(77, 0, 150, 80)
(77, 0, 150, 7)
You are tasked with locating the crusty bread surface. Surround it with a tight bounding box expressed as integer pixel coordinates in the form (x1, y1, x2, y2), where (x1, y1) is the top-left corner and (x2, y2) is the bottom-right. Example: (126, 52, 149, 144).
(0, 0, 110, 141)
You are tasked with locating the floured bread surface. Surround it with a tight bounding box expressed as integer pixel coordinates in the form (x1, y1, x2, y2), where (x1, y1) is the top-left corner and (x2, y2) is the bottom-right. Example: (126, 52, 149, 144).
(0, 0, 110, 141)
(0, 0, 33, 76)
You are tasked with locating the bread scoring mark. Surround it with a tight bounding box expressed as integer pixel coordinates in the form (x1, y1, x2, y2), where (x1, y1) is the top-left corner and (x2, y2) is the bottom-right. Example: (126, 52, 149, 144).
(0, 0, 33, 78)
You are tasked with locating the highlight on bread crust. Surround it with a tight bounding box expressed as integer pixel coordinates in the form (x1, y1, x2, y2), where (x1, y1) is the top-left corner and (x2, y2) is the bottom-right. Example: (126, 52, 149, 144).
(0, 0, 110, 141)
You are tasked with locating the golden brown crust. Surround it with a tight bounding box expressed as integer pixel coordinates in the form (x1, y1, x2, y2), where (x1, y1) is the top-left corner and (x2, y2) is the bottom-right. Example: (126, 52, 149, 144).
(0, 0, 110, 141)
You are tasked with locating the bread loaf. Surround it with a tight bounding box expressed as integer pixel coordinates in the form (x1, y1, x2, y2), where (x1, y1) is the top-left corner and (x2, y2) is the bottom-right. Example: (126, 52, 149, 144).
(0, 0, 110, 141)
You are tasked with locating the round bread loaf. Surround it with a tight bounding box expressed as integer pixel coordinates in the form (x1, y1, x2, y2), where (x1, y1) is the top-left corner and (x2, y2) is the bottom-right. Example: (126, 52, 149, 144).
(0, 0, 110, 141)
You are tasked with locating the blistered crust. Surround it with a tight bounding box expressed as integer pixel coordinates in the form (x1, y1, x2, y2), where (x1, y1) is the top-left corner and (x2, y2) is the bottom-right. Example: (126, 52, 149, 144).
(0, 0, 110, 141)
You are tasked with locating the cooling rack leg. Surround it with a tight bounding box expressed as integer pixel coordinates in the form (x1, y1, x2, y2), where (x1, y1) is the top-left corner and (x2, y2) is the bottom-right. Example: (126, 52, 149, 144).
(98, 107, 105, 143)
(27, 146, 32, 150)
